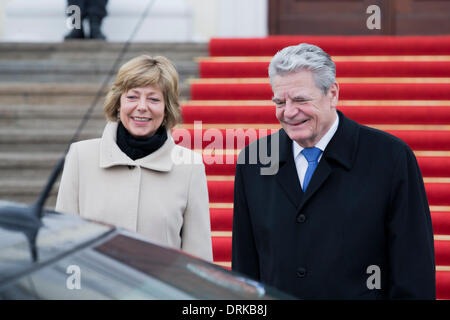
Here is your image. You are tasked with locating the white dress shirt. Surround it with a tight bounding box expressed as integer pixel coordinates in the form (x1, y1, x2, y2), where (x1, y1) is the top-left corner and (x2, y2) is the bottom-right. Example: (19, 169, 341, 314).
(292, 115, 340, 189)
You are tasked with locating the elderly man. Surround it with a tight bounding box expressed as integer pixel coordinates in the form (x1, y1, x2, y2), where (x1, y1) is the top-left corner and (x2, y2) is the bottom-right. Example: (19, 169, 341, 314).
(232, 43, 436, 299)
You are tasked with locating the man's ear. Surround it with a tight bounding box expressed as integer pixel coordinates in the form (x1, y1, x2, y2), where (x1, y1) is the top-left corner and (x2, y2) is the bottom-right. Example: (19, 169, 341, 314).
(329, 82, 339, 108)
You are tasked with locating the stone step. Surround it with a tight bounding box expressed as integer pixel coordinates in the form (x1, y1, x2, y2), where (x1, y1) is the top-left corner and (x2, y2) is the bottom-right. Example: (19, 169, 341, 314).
(0, 82, 191, 106)
(0, 42, 208, 61)
(0, 152, 61, 178)
(2, 168, 56, 181)
(0, 152, 62, 167)
(0, 103, 106, 129)
(0, 103, 201, 129)
(0, 180, 59, 194)
(0, 179, 59, 208)
(0, 103, 107, 129)
(0, 59, 198, 83)
(0, 57, 199, 69)
(0, 128, 102, 152)
(0, 103, 198, 119)
(0, 128, 103, 141)
(0, 104, 101, 117)
(0, 155, 62, 207)
(0, 143, 72, 153)
(0, 118, 107, 130)
(0, 196, 58, 209)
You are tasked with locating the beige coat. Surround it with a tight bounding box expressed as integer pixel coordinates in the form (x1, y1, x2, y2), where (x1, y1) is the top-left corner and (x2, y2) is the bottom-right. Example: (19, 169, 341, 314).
(55, 121, 213, 261)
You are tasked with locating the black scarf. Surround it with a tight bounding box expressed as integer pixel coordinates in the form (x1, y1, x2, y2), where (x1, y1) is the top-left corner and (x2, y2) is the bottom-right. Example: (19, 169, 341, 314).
(116, 122, 168, 160)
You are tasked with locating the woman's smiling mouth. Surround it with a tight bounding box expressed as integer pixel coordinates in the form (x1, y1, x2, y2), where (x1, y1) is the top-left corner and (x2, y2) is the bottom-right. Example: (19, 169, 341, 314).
(131, 116, 151, 123)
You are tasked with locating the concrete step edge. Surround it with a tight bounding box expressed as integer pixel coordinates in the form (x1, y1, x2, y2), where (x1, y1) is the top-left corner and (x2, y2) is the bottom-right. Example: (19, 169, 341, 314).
(0, 152, 63, 168)
(0, 180, 59, 195)
(0, 81, 190, 91)
(0, 42, 208, 52)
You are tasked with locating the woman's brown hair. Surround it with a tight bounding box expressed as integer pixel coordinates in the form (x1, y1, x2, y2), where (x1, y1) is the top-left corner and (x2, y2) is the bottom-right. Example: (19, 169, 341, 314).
(103, 55, 181, 129)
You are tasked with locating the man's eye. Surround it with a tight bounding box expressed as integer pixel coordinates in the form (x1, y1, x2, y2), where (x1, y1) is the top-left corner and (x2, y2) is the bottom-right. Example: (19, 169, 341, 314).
(275, 101, 285, 107)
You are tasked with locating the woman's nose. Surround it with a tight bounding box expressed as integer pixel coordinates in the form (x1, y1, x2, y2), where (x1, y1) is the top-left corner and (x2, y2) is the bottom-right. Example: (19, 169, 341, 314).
(136, 98, 147, 111)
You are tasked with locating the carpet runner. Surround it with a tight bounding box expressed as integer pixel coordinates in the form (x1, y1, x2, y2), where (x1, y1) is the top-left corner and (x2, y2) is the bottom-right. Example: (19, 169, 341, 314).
(178, 36, 450, 299)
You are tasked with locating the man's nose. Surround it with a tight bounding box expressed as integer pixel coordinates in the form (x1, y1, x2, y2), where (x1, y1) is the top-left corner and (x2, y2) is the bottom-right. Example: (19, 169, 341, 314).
(284, 100, 298, 118)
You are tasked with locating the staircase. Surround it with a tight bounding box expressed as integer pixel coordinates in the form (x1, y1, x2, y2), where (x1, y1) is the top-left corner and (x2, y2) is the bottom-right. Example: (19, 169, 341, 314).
(0, 41, 206, 205)
(180, 35, 450, 299)
(2, 37, 450, 299)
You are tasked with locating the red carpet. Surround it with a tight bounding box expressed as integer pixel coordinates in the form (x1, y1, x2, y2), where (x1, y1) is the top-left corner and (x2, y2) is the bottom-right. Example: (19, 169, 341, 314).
(437, 271, 450, 299)
(191, 83, 450, 100)
(200, 61, 450, 78)
(203, 154, 450, 178)
(173, 128, 450, 150)
(182, 35, 450, 299)
(183, 105, 450, 124)
(210, 209, 450, 236)
(209, 239, 450, 268)
(383, 131, 450, 151)
(211, 238, 449, 270)
(433, 212, 450, 234)
(206, 180, 450, 206)
(209, 36, 450, 56)
(210, 208, 233, 231)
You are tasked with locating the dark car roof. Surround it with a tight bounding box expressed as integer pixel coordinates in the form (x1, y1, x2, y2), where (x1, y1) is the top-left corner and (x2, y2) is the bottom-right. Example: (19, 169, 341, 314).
(0, 202, 293, 300)
(0, 202, 114, 287)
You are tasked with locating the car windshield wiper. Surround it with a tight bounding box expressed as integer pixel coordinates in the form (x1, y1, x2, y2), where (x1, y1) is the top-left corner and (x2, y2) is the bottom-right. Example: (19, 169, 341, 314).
(0, 0, 157, 263)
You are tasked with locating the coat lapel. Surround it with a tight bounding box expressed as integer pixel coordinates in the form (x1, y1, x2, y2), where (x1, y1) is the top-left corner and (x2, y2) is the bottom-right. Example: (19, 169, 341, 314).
(274, 111, 360, 214)
(296, 158, 332, 213)
(136, 136, 176, 172)
(296, 111, 360, 213)
(99, 121, 175, 172)
(100, 122, 134, 168)
(275, 129, 303, 208)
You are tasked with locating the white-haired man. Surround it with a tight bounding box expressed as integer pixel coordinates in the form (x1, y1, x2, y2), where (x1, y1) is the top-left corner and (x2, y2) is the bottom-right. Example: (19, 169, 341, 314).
(232, 43, 436, 299)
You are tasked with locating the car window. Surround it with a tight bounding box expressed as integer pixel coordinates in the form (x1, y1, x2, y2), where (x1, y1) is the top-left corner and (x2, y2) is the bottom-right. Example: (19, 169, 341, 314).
(0, 244, 193, 300)
(1, 212, 291, 300)
(93, 234, 274, 299)
(0, 212, 112, 286)
(1, 232, 289, 300)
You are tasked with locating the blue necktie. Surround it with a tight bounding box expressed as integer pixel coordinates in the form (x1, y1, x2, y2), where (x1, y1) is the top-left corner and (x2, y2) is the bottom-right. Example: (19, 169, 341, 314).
(301, 147, 322, 191)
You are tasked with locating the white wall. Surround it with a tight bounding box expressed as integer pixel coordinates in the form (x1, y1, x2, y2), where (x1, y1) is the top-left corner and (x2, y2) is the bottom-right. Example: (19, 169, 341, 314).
(187, 0, 268, 41)
(0, 0, 12, 38)
(186, 0, 218, 42)
(217, 0, 268, 38)
(0, 0, 268, 42)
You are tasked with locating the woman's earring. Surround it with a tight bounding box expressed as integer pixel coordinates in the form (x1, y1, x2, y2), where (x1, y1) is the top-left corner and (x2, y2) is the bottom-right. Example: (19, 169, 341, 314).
(117, 109, 120, 121)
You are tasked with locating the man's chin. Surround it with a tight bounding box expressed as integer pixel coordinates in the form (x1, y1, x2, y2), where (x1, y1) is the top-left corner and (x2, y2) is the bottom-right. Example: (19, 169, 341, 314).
(284, 128, 311, 145)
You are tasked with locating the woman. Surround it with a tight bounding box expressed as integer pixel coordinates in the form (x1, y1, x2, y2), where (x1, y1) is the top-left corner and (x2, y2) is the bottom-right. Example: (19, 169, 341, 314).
(56, 55, 213, 261)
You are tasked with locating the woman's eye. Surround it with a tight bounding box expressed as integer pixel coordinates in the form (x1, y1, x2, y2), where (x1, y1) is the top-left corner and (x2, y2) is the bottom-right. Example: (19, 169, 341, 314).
(127, 96, 137, 99)
(148, 98, 160, 102)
